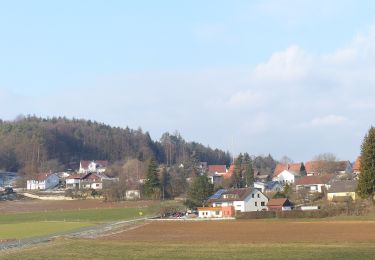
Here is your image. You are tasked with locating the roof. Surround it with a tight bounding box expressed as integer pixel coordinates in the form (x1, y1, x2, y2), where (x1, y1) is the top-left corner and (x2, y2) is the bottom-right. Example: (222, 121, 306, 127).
(207, 188, 256, 203)
(273, 163, 304, 177)
(207, 165, 227, 174)
(80, 160, 108, 169)
(328, 180, 357, 193)
(33, 173, 55, 181)
(267, 198, 290, 207)
(295, 175, 333, 186)
(223, 165, 235, 179)
(352, 157, 361, 172)
(197, 207, 222, 211)
(305, 160, 350, 174)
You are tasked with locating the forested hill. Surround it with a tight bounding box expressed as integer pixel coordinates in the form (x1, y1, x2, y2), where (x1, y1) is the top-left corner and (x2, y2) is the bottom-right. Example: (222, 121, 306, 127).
(0, 116, 231, 172)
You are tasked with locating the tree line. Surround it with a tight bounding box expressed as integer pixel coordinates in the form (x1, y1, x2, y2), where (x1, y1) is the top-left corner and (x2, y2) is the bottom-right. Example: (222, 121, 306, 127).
(0, 116, 231, 173)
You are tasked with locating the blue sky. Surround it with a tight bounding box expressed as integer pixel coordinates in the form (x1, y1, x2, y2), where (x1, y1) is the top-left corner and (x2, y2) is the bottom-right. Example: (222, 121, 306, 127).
(1, 1, 375, 162)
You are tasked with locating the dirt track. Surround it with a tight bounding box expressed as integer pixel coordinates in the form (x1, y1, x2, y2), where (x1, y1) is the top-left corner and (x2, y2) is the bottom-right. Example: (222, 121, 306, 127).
(0, 200, 156, 214)
(103, 220, 375, 243)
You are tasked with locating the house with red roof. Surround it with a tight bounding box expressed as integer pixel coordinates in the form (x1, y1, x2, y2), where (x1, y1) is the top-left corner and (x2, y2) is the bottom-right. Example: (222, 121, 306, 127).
(295, 175, 334, 193)
(26, 173, 59, 190)
(353, 157, 361, 175)
(79, 160, 108, 174)
(304, 160, 352, 175)
(267, 198, 292, 211)
(207, 165, 227, 175)
(272, 163, 306, 184)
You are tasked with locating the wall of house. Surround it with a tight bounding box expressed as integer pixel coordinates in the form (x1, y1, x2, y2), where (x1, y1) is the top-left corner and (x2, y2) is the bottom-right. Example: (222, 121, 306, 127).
(244, 190, 268, 212)
(273, 170, 295, 184)
(327, 192, 356, 201)
(198, 209, 223, 218)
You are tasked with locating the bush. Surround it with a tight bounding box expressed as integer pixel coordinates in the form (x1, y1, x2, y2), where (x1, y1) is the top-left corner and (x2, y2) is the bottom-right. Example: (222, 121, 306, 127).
(237, 211, 276, 219)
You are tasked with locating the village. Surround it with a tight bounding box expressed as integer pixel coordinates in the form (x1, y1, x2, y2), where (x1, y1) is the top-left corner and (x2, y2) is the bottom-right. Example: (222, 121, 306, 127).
(19, 156, 364, 219)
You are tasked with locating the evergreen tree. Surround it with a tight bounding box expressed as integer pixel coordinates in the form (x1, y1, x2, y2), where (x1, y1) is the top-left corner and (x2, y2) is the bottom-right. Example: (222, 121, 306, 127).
(244, 153, 254, 187)
(357, 126, 375, 199)
(160, 166, 171, 199)
(143, 157, 160, 199)
(185, 175, 213, 208)
(232, 154, 245, 188)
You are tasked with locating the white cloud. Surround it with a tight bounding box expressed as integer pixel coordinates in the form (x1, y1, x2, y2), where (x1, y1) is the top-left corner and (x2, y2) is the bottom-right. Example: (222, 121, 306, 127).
(302, 115, 349, 127)
(253, 45, 311, 81)
(226, 89, 265, 109)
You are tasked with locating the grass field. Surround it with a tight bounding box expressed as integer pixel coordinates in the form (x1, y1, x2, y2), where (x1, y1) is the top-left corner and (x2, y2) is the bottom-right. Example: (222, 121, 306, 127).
(0, 222, 93, 240)
(0, 200, 163, 240)
(2, 240, 375, 260)
(0, 207, 153, 224)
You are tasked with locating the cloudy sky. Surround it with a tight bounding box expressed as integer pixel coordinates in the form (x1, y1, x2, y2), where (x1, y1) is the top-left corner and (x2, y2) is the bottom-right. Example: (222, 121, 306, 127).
(1, 1, 375, 162)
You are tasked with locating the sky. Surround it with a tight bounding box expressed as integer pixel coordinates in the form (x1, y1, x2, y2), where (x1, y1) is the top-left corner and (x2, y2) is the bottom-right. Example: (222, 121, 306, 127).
(1, 0, 375, 162)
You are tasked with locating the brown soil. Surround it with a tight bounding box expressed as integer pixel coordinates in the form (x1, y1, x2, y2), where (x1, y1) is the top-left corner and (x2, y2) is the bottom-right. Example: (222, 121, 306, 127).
(102, 220, 375, 243)
(0, 200, 156, 214)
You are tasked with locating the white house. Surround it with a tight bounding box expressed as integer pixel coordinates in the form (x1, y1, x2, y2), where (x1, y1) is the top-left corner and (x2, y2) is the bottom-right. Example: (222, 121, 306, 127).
(197, 207, 223, 218)
(79, 160, 108, 174)
(65, 172, 118, 190)
(207, 188, 268, 212)
(295, 175, 333, 193)
(272, 170, 298, 184)
(254, 181, 283, 193)
(27, 173, 59, 190)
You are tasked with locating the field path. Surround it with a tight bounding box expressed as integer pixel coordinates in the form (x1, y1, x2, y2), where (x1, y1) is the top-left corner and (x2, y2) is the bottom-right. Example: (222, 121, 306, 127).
(0, 217, 151, 251)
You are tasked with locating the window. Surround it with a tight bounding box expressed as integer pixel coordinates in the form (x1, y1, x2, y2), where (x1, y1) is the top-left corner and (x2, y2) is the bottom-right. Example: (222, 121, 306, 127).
(252, 194, 254, 198)
(96, 184, 99, 187)
(261, 202, 265, 206)
(215, 211, 220, 215)
(255, 202, 257, 206)
(257, 194, 260, 198)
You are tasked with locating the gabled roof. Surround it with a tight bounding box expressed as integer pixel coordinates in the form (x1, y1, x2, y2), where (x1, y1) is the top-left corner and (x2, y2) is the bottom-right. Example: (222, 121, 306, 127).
(353, 157, 361, 172)
(207, 188, 256, 203)
(273, 163, 304, 177)
(32, 173, 55, 181)
(305, 160, 351, 174)
(328, 180, 357, 193)
(267, 198, 290, 207)
(208, 165, 227, 174)
(295, 175, 333, 186)
(223, 165, 235, 179)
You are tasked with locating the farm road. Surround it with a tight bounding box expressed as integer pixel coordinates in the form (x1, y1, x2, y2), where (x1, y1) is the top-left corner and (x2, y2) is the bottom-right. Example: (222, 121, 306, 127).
(0, 217, 151, 252)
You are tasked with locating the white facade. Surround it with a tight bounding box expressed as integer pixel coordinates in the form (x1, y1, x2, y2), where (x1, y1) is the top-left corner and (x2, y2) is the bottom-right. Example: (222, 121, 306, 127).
(212, 190, 268, 212)
(296, 183, 328, 193)
(27, 174, 59, 190)
(65, 178, 80, 189)
(273, 170, 296, 184)
(126, 190, 141, 200)
(198, 208, 223, 218)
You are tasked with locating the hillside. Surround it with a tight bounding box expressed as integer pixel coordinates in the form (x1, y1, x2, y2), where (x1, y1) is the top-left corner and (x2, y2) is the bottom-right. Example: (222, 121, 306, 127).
(0, 116, 231, 172)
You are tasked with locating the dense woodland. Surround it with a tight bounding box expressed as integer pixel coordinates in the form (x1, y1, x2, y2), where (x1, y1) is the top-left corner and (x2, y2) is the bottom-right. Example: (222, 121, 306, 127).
(0, 116, 231, 173)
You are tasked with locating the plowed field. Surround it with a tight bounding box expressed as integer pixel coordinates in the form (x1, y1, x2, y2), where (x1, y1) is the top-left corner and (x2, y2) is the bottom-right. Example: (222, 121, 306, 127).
(103, 220, 375, 243)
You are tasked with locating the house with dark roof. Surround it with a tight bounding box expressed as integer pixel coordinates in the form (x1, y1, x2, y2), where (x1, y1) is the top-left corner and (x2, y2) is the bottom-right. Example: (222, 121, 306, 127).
(207, 188, 268, 212)
(327, 180, 358, 201)
(79, 160, 108, 174)
(66, 172, 118, 190)
(26, 173, 59, 190)
(267, 198, 292, 211)
(295, 175, 334, 193)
